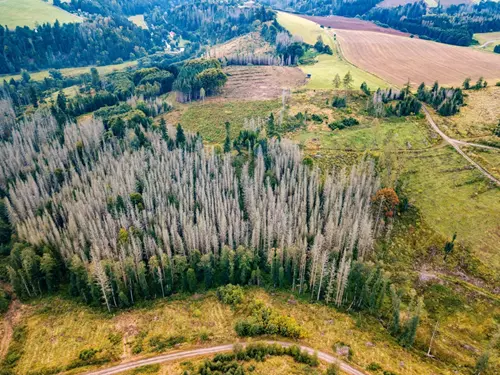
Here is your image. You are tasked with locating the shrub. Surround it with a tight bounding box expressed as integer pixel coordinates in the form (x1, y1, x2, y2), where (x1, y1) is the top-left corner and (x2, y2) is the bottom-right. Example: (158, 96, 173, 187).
(216, 284, 244, 306)
(234, 299, 305, 339)
(328, 117, 359, 131)
(367, 362, 383, 371)
(331, 96, 346, 108)
(149, 335, 186, 352)
(372, 188, 400, 218)
(78, 348, 98, 361)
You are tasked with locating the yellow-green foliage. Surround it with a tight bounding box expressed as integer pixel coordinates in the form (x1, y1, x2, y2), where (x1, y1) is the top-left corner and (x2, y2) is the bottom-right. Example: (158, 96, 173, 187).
(174, 99, 280, 143)
(235, 299, 306, 339)
(0, 0, 82, 28)
(5, 289, 499, 375)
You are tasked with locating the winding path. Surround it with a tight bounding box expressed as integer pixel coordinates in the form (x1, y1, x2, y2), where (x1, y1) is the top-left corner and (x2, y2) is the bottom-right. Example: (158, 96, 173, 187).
(82, 341, 368, 375)
(422, 106, 500, 186)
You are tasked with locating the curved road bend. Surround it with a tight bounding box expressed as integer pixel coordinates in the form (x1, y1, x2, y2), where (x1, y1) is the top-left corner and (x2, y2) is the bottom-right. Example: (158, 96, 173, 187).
(422, 106, 500, 186)
(83, 341, 368, 375)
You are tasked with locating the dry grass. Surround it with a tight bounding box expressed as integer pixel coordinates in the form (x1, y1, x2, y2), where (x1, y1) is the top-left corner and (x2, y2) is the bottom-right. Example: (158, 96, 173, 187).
(5, 288, 498, 375)
(335, 29, 500, 86)
(221, 66, 306, 101)
(207, 32, 273, 58)
(432, 86, 500, 140)
(462, 145, 500, 180)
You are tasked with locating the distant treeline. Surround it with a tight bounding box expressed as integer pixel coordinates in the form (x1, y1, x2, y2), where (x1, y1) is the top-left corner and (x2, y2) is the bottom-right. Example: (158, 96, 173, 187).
(366, 1, 500, 46)
(0, 1, 272, 74)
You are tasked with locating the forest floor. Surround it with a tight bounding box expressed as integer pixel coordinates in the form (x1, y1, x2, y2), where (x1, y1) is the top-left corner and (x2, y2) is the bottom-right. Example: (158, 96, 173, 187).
(2, 287, 498, 375)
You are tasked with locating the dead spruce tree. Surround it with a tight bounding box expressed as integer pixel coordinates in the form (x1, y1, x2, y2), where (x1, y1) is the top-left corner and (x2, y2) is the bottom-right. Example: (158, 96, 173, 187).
(3, 105, 384, 311)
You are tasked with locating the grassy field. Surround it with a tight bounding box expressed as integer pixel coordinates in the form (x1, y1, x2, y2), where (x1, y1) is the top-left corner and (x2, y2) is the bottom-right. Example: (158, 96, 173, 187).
(276, 12, 389, 90)
(4, 288, 498, 375)
(0, 0, 82, 28)
(1, 60, 137, 82)
(292, 116, 433, 151)
(473, 31, 500, 52)
(462, 145, 500, 180)
(128, 15, 148, 29)
(165, 99, 281, 143)
(400, 146, 500, 271)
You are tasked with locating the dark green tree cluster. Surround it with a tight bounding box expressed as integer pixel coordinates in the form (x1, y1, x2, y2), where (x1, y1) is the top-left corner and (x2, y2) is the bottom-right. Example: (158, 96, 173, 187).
(366, 1, 500, 46)
(417, 81, 464, 116)
(463, 76, 488, 91)
(494, 44, 500, 54)
(328, 117, 359, 131)
(173, 59, 227, 102)
(194, 342, 319, 375)
(0, 18, 153, 74)
(314, 36, 333, 55)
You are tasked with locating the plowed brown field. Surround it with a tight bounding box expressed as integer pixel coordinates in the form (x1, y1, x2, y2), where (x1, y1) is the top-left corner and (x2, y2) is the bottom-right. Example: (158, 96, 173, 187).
(300, 14, 408, 36)
(335, 29, 500, 86)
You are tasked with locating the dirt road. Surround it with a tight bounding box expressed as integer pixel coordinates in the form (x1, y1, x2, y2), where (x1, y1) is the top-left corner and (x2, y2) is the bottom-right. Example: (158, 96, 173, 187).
(422, 106, 500, 186)
(83, 341, 368, 375)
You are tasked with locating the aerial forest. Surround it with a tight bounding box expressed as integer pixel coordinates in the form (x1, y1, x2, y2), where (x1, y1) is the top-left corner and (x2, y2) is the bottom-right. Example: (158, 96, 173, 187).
(0, 97, 389, 315)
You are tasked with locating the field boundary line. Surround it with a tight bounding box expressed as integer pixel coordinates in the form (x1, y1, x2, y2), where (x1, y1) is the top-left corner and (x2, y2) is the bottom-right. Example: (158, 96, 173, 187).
(327, 30, 392, 88)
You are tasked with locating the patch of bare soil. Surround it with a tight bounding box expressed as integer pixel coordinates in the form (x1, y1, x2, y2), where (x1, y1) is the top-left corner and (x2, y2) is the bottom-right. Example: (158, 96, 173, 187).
(300, 14, 409, 36)
(114, 315, 140, 359)
(0, 297, 23, 360)
(207, 32, 273, 58)
(221, 66, 306, 101)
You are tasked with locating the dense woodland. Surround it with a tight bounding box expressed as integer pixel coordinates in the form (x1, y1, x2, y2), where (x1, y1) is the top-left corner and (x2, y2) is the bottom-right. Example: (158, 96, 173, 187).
(0, 1, 273, 74)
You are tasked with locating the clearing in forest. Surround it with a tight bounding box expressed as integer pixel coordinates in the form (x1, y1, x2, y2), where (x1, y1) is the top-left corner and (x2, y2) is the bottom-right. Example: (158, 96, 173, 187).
(221, 65, 306, 101)
(128, 14, 148, 29)
(334, 29, 500, 86)
(0, 0, 82, 28)
(206, 32, 273, 58)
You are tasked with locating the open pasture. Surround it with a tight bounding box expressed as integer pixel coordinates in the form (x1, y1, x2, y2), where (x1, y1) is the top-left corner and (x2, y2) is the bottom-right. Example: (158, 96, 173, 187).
(335, 29, 500, 86)
(0, 0, 81, 28)
(300, 14, 408, 36)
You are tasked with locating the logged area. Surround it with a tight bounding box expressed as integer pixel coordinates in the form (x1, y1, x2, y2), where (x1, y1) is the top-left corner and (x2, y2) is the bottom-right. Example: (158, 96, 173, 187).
(300, 14, 409, 36)
(221, 66, 306, 100)
(335, 29, 500, 86)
